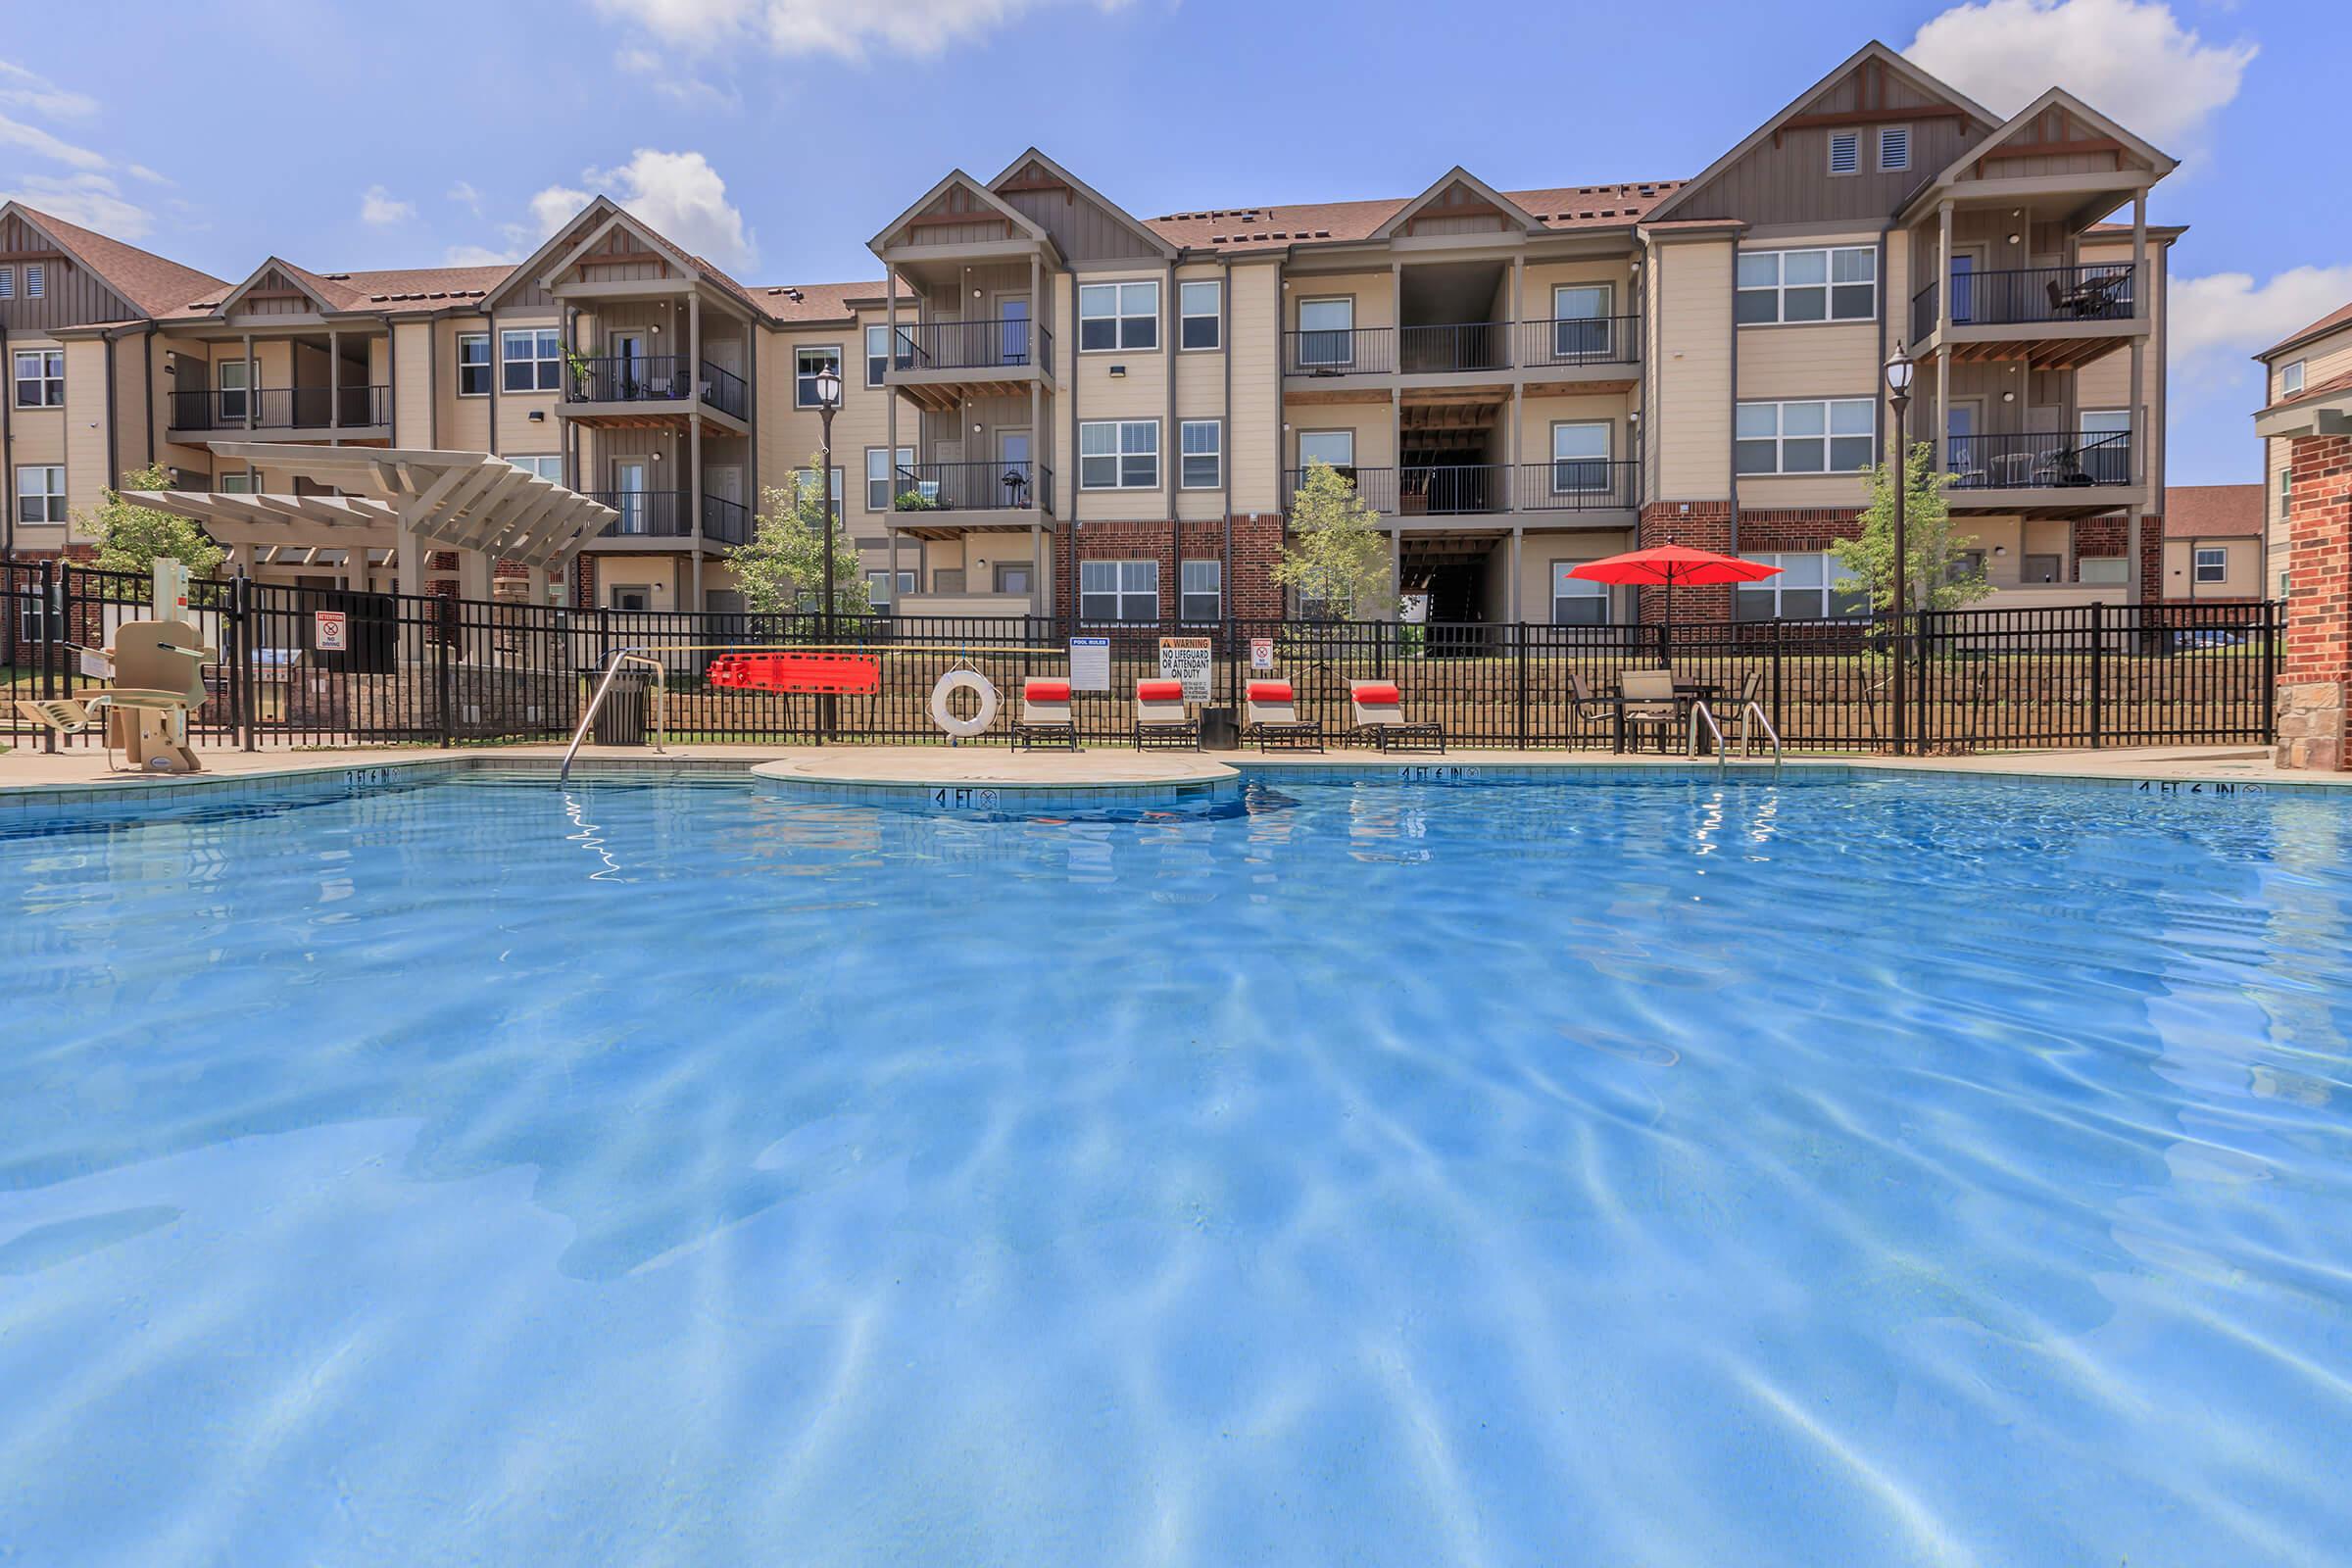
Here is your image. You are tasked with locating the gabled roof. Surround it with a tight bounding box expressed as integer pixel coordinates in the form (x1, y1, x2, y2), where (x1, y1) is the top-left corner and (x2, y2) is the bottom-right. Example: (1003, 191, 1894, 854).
(1141, 181, 1682, 254)
(1643, 40, 1998, 226)
(480, 195, 761, 315)
(989, 147, 1177, 259)
(866, 170, 1054, 255)
(2163, 484, 2262, 539)
(213, 256, 367, 318)
(1368, 168, 1548, 240)
(0, 201, 229, 318)
(2258, 299, 2352, 363)
(1920, 85, 2177, 195)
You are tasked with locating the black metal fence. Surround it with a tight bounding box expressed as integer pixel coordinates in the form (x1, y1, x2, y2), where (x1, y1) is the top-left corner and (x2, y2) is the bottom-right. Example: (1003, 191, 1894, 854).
(0, 562, 2279, 755)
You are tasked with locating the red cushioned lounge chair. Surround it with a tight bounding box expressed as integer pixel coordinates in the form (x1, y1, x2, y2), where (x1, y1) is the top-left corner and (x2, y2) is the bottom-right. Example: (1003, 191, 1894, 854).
(1348, 679, 1444, 753)
(1131, 678, 1200, 750)
(1242, 680, 1323, 753)
(1012, 677, 1077, 751)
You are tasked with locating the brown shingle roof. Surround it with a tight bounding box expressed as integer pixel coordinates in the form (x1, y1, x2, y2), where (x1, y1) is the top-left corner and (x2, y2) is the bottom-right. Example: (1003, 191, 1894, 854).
(2261, 300, 2352, 362)
(2163, 483, 2262, 539)
(1142, 181, 1686, 252)
(751, 279, 916, 322)
(15, 205, 230, 318)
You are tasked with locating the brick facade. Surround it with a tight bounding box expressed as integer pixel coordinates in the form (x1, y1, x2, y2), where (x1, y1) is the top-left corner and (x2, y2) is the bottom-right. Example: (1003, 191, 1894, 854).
(1637, 503, 1864, 620)
(1054, 514, 1284, 625)
(2276, 433, 2352, 769)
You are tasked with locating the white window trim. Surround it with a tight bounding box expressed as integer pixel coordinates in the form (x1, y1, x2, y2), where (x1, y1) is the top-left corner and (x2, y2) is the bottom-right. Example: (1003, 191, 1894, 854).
(13, 348, 64, 409)
(864, 324, 890, 388)
(15, 465, 65, 526)
(1079, 558, 1160, 623)
(1078, 279, 1161, 354)
(1736, 246, 1877, 325)
(795, 345, 844, 409)
(1178, 558, 1221, 622)
(1549, 420, 1613, 493)
(456, 332, 491, 398)
(1296, 429, 1356, 472)
(1178, 279, 1221, 351)
(1828, 131, 1861, 176)
(500, 327, 562, 394)
(1179, 419, 1222, 489)
(2192, 547, 2229, 584)
(507, 454, 564, 482)
(1735, 398, 1878, 476)
(1735, 551, 1868, 620)
(1550, 563, 1609, 625)
(864, 445, 914, 513)
(1079, 418, 1161, 490)
(2281, 360, 2306, 397)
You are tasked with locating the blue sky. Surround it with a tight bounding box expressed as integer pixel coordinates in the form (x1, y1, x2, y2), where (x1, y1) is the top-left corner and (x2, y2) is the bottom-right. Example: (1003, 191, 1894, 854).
(3, 0, 2342, 485)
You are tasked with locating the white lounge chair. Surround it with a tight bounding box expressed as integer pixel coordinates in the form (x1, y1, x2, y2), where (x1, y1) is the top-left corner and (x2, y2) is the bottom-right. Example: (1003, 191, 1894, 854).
(1132, 678, 1199, 749)
(1011, 676, 1077, 751)
(1243, 679, 1323, 752)
(1348, 679, 1443, 752)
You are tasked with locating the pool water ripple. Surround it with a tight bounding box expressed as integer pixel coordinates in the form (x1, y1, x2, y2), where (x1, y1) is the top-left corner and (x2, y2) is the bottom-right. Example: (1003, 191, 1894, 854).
(2, 772, 2351, 1565)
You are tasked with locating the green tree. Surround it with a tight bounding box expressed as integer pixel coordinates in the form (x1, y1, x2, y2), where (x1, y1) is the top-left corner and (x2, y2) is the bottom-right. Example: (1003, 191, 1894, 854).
(728, 458, 867, 618)
(1272, 460, 1396, 619)
(1831, 441, 1990, 612)
(84, 464, 226, 579)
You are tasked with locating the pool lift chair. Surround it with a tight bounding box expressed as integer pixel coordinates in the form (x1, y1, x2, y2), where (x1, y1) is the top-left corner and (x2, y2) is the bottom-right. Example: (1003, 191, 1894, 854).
(13, 618, 215, 774)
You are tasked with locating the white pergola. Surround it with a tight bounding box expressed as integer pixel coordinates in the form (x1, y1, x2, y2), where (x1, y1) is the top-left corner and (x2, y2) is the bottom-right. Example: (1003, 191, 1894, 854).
(126, 443, 619, 601)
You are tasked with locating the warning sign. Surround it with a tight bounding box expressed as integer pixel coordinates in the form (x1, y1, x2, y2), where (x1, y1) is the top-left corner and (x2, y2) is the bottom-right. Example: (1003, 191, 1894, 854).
(1249, 636, 1275, 670)
(1157, 636, 1213, 703)
(314, 610, 348, 653)
(1068, 636, 1110, 692)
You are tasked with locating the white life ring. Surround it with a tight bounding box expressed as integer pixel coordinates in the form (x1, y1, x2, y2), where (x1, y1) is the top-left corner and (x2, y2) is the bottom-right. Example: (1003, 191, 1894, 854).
(929, 669, 999, 737)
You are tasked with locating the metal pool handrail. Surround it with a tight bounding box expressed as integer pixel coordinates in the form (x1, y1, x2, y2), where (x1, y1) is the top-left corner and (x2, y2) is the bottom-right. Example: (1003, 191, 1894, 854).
(1687, 699, 1786, 781)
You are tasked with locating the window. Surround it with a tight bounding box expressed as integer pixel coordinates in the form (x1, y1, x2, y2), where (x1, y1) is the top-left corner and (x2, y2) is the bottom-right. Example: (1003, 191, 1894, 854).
(865, 324, 891, 387)
(866, 568, 915, 607)
(1551, 284, 1613, 359)
(865, 445, 913, 512)
(1735, 399, 1875, 474)
(931, 567, 967, 594)
(16, 466, 64, 526)
(457, 333, 491, 397)
(1079, 418, 1159, 489)
(219, 471, 254, 494)
(1179, 280, 1221, 349)
(1297, 429, 1354, 475)
(216, 357, 248, 421)
(795, 466, 846, 510)
(2280, 465, 2294, 516)
(1080, 559, 1158, 622)
(994, 562, 1033, 595)
(508, 454, 564, 483)
(1550, 422, 1611, 492)
(2082, 409, 2131, 484)
(1551, 564, 1609, 626)
(2194, 547, 2228, 584)
(1180, 560, 1220, 622)
(612, 587, 652, 612)
(1736, 552, 1867, 621)
(501, 327, 562, 393)
(1078, 280, 1158, 351)
(13, 349, 63, 408)
(2281, 360, 2306, 397)
(796, 345, 843, 408)
(1829, 131, 1860, 174)
(1179, 419, 1221, 489)
(1297, 297, 1353, 367)
(1878, 126, 1910, 172)
(0, 268, 12, 300)
(24, 263, 41, 298)
(1735, 246, 1876, 323)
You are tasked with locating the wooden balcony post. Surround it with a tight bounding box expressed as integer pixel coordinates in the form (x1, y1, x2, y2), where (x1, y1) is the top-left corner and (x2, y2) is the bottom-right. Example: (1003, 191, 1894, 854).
(328, 327, 341, 435)
(886, 269, 900, 511)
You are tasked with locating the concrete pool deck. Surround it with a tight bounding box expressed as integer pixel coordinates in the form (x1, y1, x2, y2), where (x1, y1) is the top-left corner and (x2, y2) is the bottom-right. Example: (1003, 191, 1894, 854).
(0, 738, 2341, 807)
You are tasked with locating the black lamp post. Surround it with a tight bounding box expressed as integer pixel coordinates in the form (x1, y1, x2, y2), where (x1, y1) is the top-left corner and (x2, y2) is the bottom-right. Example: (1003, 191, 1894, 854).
(814, 363, 843, 640)
(1884, 341, 1915, 758)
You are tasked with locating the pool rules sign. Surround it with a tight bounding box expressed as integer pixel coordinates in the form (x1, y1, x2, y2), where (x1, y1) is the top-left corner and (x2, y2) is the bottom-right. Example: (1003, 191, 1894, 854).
(1158, 636, 1213, 702)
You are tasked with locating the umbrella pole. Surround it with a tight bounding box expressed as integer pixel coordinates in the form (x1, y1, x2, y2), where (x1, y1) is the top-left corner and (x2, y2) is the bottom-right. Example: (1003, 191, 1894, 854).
(1662, 573, 1673, 667)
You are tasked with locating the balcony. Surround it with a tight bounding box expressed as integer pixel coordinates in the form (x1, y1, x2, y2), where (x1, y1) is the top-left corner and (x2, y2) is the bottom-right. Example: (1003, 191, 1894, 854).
(1285, 327, 1394, 376)
(890, 461, 1053, 518)
(893, 318, 1053, 374)
(588, 489, 691, 540)
(1515, 316, 1639, 371)
(1944, 431, 2138, 516)
(1284, 460, 1639, 519)
(1515, 459, 1639, 514)
(1912, 264, 2143, 368)
(1399, 322, 1509, 374)
(168, 384, 391, 436)
(561, 356, 749, 425)
(702, 493, 750, 547)
(1284, 318, 1641, 380)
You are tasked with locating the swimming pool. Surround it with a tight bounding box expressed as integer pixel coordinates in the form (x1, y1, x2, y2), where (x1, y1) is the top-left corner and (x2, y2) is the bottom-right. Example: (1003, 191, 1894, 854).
(3, 768, 2348, 1565)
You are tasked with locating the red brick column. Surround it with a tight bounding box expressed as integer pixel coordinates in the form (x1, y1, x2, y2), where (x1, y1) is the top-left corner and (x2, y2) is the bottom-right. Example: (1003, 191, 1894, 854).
(1636, 501, 1732, 621)
(2277, 433, 2352, 769)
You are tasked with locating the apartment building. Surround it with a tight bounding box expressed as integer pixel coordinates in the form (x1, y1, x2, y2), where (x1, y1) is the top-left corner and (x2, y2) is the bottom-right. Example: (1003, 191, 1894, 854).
(2254, 298, 2352, 602)
(2, 40, 2180, 630)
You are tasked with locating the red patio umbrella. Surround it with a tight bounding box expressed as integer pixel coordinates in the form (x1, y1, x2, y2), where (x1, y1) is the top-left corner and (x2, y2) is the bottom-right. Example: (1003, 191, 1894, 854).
(1569, 544, 1783, 662)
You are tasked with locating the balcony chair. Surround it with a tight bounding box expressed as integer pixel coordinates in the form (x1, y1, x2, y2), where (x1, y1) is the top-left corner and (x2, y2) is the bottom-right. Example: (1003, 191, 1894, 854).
(1243, 680, 1324, 752)
(1348, 680, 1444, 753)
(1617, 669, 1683, 755)
(1131, 679, 1200, 750)
(1011, 677, 1077, 751)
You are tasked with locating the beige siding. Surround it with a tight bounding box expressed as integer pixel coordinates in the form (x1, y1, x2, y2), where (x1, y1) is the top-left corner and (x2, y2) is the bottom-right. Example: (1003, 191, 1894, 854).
(1514, 393, 1632, 464)
(1736, 319, 1880, 399)
(392, 319, 434, 445)
(2162, 536, 2261, 599)
(61, 338, 112, 535)
(1228, 262, 1281, 513)
(1513, 531, 1640, 621)
(1287, 270, 1392, 332)
(1653, 238, 1734, 499)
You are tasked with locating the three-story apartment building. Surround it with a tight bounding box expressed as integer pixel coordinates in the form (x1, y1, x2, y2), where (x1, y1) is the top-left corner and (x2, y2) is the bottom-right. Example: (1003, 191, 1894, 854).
(2, 40, 2180, 632)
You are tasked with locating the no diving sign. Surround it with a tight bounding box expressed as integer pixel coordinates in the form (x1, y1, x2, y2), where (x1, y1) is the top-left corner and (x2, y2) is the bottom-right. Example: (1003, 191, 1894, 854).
(314, 610, 348, 653)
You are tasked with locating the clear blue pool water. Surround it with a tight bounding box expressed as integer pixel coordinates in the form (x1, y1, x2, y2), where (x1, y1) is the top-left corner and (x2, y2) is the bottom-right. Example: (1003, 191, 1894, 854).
(3, 768, 2350, 1567)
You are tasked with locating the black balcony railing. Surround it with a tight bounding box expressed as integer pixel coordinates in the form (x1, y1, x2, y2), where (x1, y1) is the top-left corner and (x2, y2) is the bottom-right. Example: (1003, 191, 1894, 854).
(702, 493, 750, 546)
(1947, 430, 2132, 490)
(588, 489, 690, 538)
(892, 460, 1052, 514)
(1912, 263, 2138, 341)
(1517, 316, 1639, 368)
(890, 318, 1054, 374)
(1284, 326, 1394, 375)
(1399, 321, 1509, 374)
(699, 360, 748, 420)
(566, 355, 692, 405)
(1516, 459, 1639, 512)
(168, 384, 391, 431)
(1282, 465, 1520, 515)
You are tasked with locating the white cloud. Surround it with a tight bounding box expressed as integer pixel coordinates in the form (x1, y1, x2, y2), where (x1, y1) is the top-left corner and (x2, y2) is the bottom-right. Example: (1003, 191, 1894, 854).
(444, 242, 521, 267)
(521, 182, 593, 243)
(0, 172, 152, 237)
(360, 184, 416, 226)
(2169, 266, 2352, 369)
(1908, 0, 2255, 146)
(589, 0, 1130, 61)
(0, 60, 97, 120)
(615, 46, 742, 112)
(0, 109, 109, 171)
(512, 151, 756, 269)
(447, 180, 485, 216)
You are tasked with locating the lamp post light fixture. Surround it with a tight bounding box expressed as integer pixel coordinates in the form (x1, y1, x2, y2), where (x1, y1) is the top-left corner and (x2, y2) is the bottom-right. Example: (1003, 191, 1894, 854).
(814, 362, 844, 638)
(1884, 340, 1916, 758)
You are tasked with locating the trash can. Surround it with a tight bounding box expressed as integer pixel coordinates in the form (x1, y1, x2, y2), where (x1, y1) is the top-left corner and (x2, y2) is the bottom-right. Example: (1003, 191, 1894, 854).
(1200, 705, 1241, 752)
(592, 669, 651, 745)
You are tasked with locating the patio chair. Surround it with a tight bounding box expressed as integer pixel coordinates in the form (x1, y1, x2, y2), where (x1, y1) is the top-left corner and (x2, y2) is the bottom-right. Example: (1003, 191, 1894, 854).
(1348, 680, 1444, 753)
(1618, 669, 1683, 755)
(1132, 678, 1200, 750)
(1011, 676, 1077, 751)
(1718, 668, 1770, 752)
(12, 617, 213, 774)
(1242, 680, 1324, 752)
(1568, 668, 1620, 748)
